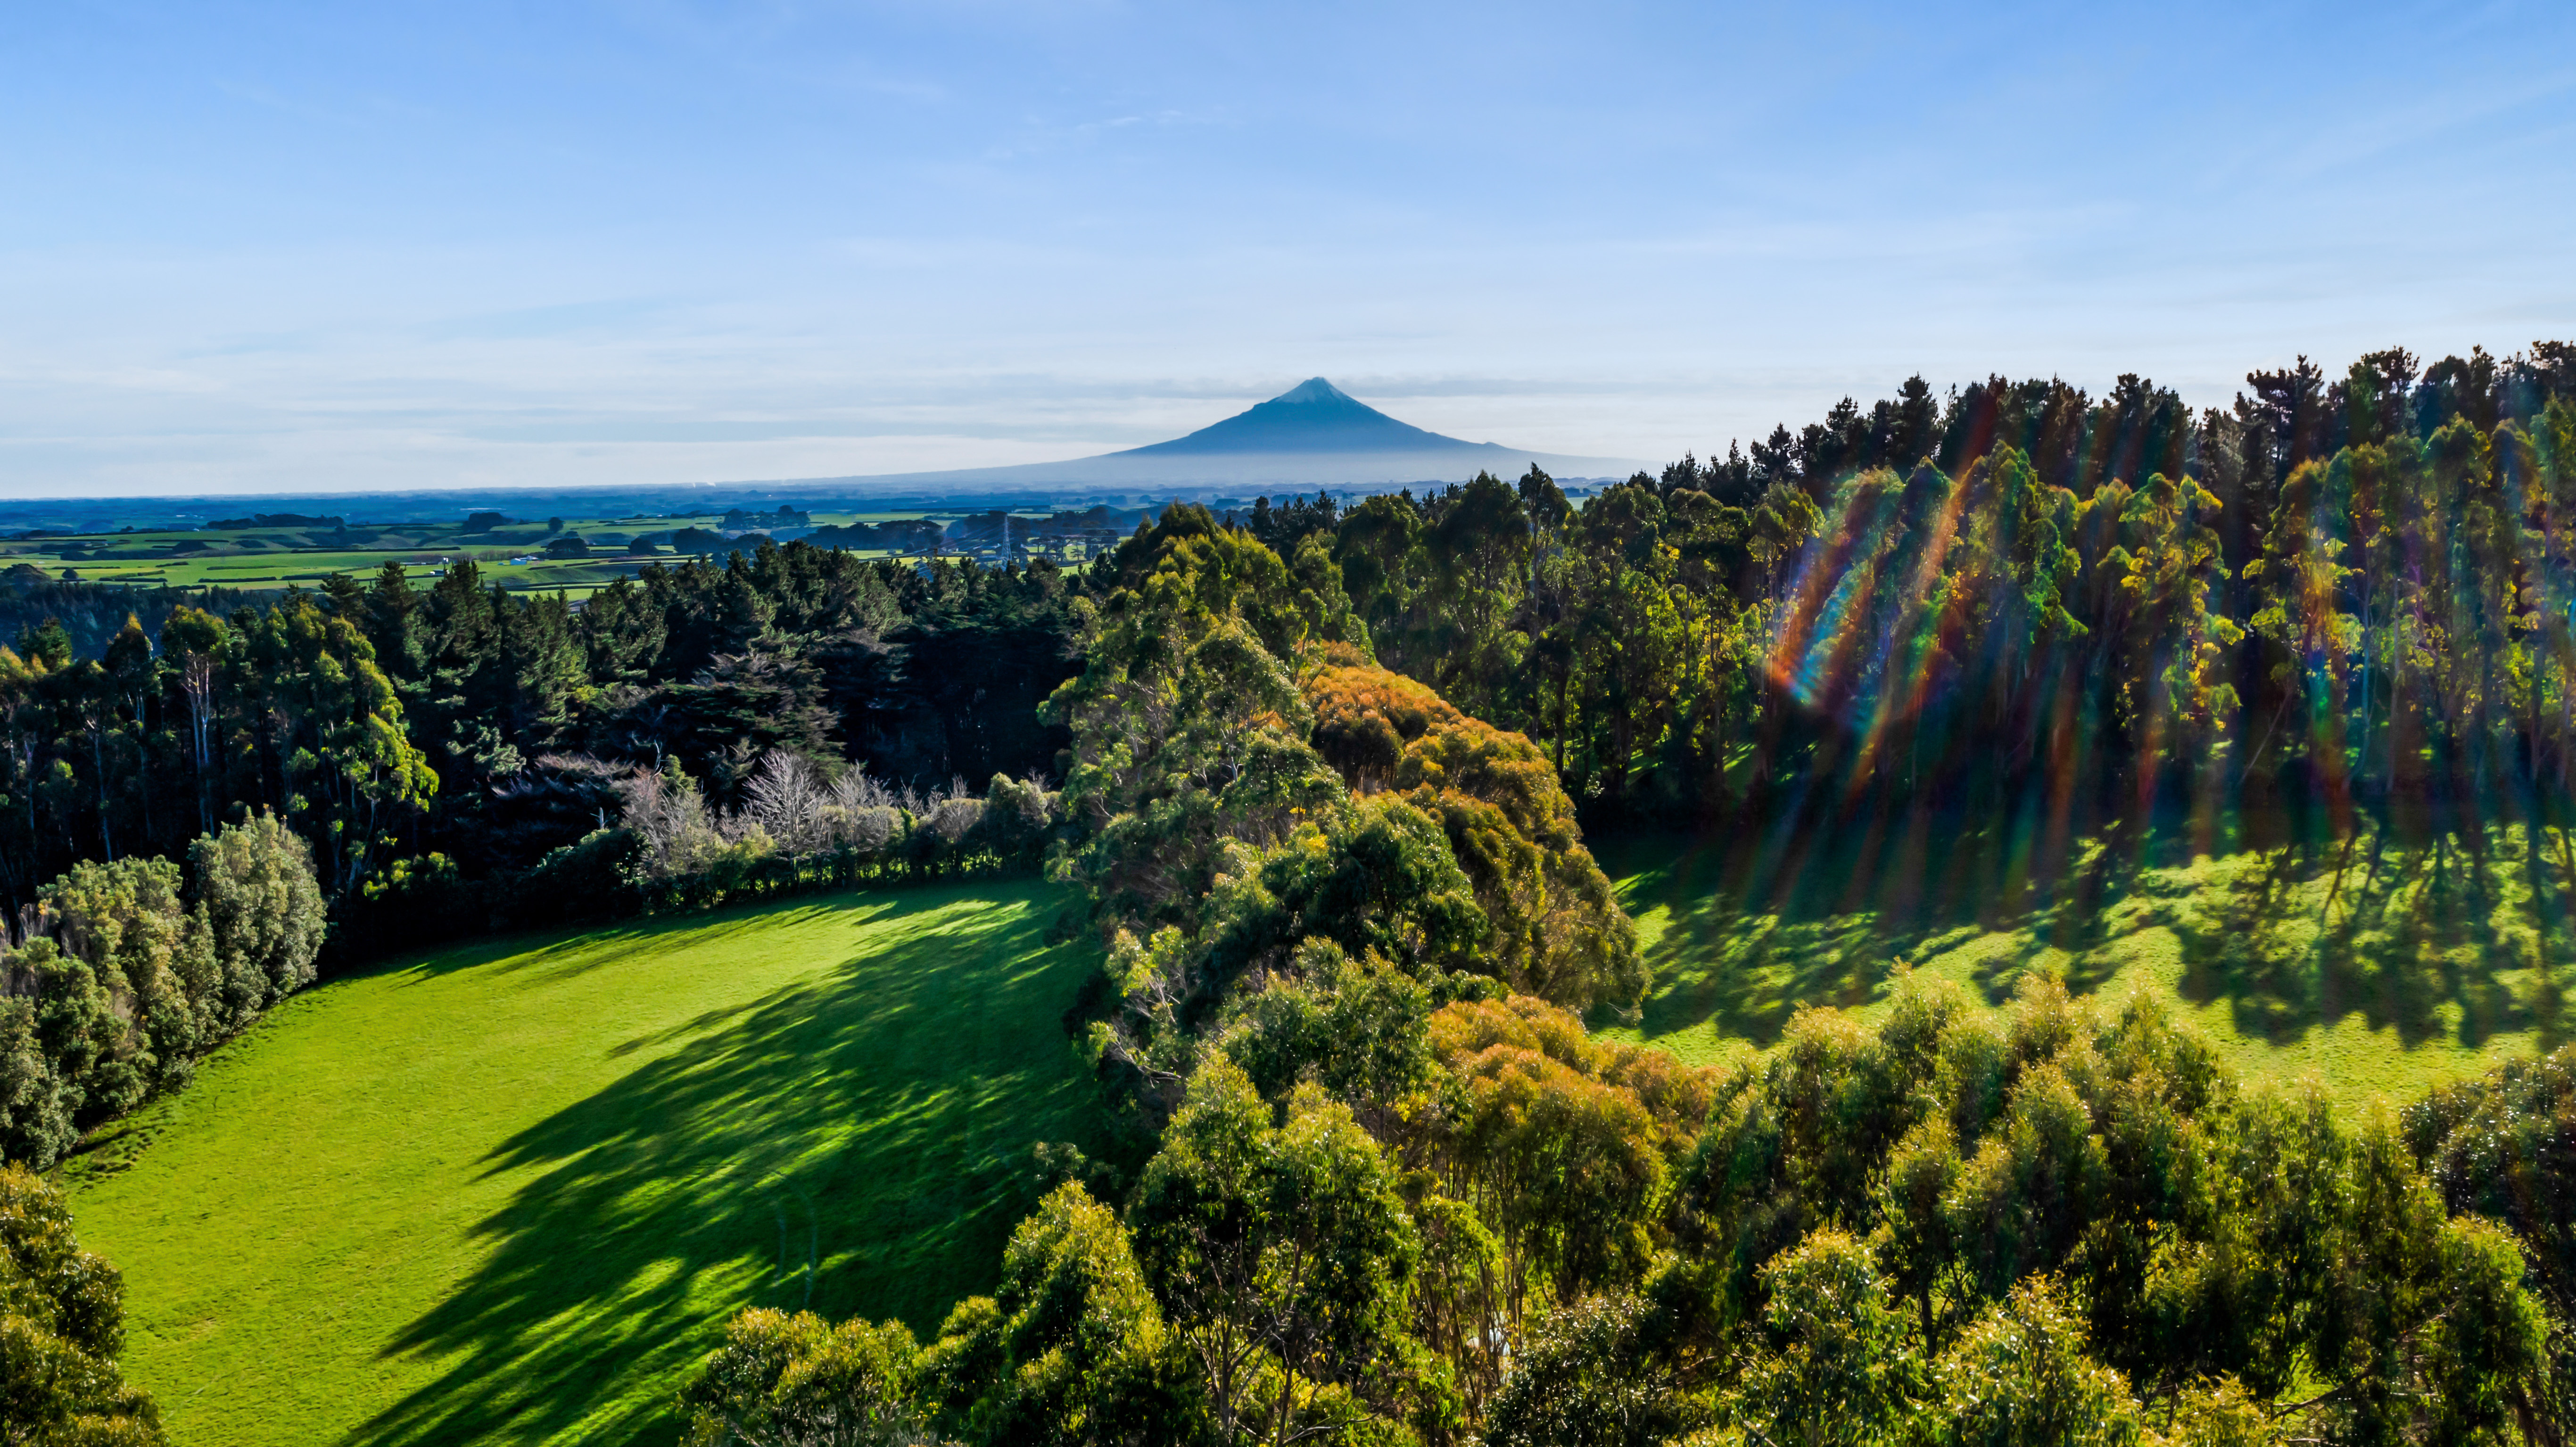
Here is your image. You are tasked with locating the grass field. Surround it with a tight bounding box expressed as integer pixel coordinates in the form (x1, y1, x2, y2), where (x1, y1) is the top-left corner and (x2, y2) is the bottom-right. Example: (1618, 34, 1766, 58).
(62, 881, 1101, 1447)
(1, 506, 1098, 599)
(66, 815, 2553, 1444)
(0, 512, 900, 599)
(1597, 819, 2569, 1111)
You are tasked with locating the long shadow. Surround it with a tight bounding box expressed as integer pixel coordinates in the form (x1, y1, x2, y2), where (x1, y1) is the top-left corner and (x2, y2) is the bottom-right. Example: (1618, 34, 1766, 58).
(381, 906, 826, 985)
(1612, 806, 2568, 1056)
(344, 888, 1102, 1447)
(1607, 805, 2115, 1044)
(2163, 832, 2542, 1048)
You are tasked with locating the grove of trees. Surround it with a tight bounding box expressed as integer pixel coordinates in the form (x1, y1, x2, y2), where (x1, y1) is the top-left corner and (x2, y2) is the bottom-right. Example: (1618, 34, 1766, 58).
(1319, 344, 2576, 857)
(0, 814, 326, 1169)
(684, 500, 2576, 1446)
(0, 547, 1081, 911)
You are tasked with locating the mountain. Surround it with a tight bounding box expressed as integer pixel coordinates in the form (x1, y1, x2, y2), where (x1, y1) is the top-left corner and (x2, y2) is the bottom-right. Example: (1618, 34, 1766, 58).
(781, 379, 1641, 493)
(1117, 378, 1483, 456)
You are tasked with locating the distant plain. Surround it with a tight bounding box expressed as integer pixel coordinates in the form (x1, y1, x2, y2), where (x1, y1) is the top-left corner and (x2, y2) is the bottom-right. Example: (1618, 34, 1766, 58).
(0, 510, 986, 600)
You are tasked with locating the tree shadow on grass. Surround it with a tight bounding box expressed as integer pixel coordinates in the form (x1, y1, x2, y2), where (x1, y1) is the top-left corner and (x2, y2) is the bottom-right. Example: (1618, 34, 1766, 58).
(385, 907, 813, 986)
(2151, 830, 2555, 1049)
(1605, 805, 2125, 1045)
(344, 888, 1102, 1447)
(1611, 806, 2569, 1059)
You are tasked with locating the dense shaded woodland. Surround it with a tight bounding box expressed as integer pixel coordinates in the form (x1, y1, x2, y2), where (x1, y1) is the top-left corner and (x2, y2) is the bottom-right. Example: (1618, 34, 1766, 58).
(0, 548, 1082, 907)
(14, 342, 2576, 1444)
(1338, 343, 2576, 845)
(0, 574, 269, 684)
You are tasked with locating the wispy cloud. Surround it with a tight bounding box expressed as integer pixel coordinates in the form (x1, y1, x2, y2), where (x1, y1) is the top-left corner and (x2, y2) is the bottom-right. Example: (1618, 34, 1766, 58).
(6, 0, 2576, 496)
(412, 299, 677, 343)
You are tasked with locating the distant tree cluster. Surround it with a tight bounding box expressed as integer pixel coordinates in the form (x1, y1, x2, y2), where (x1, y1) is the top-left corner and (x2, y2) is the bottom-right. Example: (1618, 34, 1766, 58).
(207, 512, 344, 530)
(800, 518, 946, 552)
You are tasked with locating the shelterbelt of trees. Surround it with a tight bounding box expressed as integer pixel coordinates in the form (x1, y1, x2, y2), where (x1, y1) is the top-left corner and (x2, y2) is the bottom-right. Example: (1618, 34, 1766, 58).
(0, 545, 1084, 912)
(678, 504, 2576, 1447)
(1320, 343, 2576, 847)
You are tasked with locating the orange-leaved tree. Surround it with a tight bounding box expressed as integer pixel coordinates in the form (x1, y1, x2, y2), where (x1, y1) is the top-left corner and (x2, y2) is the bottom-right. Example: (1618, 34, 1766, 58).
(1305, 653, 1640, 1010)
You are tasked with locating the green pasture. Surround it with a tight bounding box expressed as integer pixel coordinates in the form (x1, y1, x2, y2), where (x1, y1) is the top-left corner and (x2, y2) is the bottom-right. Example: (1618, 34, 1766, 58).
(51, 556, 661, 600)
(63, 881, 1101, 1447)
(0, 503, 1120, 602)
(1597, 820, 2569, 1110)
(1, 513, 726, 594)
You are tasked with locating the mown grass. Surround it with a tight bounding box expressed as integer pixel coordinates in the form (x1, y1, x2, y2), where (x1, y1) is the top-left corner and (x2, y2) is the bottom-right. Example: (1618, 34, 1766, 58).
(62, 881, 1102, 1447)
(1595, 818, 2572, 1111)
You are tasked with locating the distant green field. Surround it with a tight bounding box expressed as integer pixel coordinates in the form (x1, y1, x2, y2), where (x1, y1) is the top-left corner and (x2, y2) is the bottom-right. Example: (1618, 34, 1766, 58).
(1598, 822, 2565, 1111)
(2, 506, 1098, 600)
(1, 512, 864, 599)
(64, 882, 1101, 1447)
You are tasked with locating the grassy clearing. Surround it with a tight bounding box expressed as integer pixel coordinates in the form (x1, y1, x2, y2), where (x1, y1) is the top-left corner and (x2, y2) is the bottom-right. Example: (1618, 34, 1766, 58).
(63, 881, 1101, 1447)
(1596, 820, 2570, 1111)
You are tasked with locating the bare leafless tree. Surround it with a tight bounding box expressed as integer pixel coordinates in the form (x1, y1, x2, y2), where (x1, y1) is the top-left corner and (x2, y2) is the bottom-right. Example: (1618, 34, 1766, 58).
(744, 751, 831, 853)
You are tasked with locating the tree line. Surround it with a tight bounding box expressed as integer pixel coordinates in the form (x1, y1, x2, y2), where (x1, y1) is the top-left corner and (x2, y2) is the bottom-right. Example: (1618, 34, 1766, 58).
(1309, 342, 2576, 858)
(0, 547, 1082, 913)
(681, 504, 2576, 1446)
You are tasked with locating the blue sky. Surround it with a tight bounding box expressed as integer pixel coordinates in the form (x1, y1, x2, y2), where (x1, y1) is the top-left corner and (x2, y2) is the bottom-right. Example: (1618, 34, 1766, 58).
(5, 1, 2574, 495)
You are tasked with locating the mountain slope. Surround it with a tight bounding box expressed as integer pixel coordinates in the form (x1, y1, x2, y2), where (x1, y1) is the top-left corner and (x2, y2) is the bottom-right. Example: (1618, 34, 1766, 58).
(1117, 377, 1475, 456)
(786, 378, 1642, 491)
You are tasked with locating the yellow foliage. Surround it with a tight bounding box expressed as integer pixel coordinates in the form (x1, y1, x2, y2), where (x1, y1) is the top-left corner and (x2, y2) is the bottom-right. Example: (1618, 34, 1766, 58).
(1302, 661, 1641, 1008)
